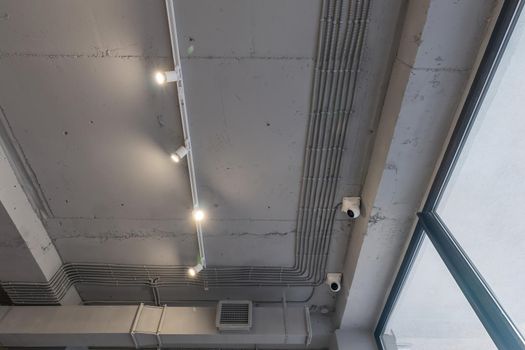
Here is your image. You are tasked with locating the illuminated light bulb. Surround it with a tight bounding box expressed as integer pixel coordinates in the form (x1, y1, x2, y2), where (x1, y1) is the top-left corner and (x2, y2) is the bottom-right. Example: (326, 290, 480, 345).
(170, 145, 188, 163)
(187, 263, 203, 277)
(154, 69, 180, 85)
(193, 209, 205, 222)
(155, 71, 166, 85)
(170, 153, 180, 163)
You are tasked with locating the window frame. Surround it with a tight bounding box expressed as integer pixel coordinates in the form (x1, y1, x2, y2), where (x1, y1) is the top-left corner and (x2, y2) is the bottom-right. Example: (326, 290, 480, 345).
(374, 0, 525, 349)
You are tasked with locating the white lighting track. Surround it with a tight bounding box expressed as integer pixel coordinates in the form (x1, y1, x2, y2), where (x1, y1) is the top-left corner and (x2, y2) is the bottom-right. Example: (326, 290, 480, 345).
(165, 0, 206, 268)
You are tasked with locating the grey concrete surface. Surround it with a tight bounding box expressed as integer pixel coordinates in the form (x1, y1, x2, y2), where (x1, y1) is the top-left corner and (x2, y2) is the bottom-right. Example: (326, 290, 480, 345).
(333, 329, 376, 350)
(0, 0, 398, 311)
(174, 0, 320, 59)
(336, 0, 499, 333)
(0, 203, 49, 282)
(0, 120, 80, 302)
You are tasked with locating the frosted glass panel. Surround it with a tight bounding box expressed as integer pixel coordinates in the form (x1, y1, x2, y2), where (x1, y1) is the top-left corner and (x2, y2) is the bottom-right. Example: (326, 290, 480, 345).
(437, 11, 525, 336)
(382, 235, 495, 350)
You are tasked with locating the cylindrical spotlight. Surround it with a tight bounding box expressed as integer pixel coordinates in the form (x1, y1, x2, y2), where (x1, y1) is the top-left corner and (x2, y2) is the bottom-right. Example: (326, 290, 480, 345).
(193, 209, 205, 222)
(170, 145, 188, 163)
(154, 69, 180, 85)
(187, 263, 203, 277)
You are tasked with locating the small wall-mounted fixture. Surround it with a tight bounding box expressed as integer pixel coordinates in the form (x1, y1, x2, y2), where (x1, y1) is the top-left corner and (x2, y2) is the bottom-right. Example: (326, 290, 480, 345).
(170, 145, 188, 163)
(155, 67, 181, 85)
(326, 273, 342, 293)
(342, 196, 361, 219)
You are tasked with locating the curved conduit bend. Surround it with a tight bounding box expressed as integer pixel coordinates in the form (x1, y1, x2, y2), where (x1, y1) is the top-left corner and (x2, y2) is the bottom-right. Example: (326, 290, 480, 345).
(1, 0, 371, 304)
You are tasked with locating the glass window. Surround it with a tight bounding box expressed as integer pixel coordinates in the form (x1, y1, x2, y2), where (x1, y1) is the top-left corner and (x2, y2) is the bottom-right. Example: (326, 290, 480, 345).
(381, 234, 495, 350)
(437, 10, 525, 335)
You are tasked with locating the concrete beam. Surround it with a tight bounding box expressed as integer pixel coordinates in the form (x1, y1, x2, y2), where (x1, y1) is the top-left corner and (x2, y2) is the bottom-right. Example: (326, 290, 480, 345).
(0, 111, 80, 304)
(335, 0, 500, 332)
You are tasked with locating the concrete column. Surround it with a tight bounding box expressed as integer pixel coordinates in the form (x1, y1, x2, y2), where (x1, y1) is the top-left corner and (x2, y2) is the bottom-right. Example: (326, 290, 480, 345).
(332, 329, 376, 350)
(335, 0, 501, 334)
(0, 126, 80, 304)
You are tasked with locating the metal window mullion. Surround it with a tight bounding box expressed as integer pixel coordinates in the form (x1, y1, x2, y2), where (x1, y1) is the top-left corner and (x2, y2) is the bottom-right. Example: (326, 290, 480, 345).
(419, 212, 525, 350)
(424, 0, 525, 213)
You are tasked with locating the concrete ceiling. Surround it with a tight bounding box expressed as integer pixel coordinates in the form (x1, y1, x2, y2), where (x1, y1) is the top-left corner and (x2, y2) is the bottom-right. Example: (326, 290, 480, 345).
(0, 0, 503, 349)
(0, 0, 402, 314)
(0, 0, 196, 267)
(176, 0, 320, 267)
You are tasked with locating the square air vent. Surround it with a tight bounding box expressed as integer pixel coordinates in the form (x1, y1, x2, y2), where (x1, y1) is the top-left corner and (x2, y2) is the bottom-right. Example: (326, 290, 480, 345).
(216, 300, 252, 331)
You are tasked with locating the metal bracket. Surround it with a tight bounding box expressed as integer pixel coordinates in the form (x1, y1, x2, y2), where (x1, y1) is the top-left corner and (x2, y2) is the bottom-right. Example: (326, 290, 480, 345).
(130, 303, 167, 349)
(156, 304, 167, 350)
(162, 65, 181, 83)
(130, 303, 144, 349)
(174, 65, 181, 80)
(304, 305, 312, 346)
(282, 292, 288, 344)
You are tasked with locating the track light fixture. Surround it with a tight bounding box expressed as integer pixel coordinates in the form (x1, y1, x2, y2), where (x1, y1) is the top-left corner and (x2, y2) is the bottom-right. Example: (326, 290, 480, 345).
(170, 145, 188, 163)
(192, 209, 205, 222)
(164, 1, 207, 274)
(154, 68, 181, 85)
(187, 263, 203, 277)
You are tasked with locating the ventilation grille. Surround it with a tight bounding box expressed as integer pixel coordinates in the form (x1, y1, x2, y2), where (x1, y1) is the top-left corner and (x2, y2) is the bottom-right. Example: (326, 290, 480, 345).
(216, 300, 252, 331)
(220, 304, 249, 324)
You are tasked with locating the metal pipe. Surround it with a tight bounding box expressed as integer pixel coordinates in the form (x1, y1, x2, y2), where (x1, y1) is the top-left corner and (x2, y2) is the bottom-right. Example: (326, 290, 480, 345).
(299, 0, 343, 277)
(306, 0, 354, 281)
(312, 0, 365, 282)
